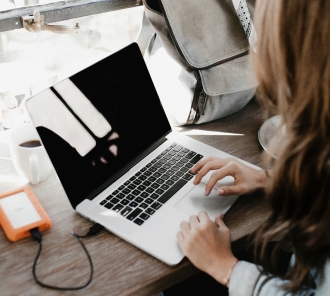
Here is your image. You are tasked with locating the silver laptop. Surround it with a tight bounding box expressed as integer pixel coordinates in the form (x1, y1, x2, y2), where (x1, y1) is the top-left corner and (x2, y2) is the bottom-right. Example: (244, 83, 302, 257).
(25, 43, 257, 265)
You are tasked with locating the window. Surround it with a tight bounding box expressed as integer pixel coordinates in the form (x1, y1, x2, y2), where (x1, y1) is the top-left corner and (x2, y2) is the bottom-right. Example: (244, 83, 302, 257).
(0, 0, 147, 130)
(0, 1, 141, 32)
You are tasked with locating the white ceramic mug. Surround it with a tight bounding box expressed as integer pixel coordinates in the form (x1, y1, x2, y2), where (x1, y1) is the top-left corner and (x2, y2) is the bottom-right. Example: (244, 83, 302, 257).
(9, 124, 53, 185)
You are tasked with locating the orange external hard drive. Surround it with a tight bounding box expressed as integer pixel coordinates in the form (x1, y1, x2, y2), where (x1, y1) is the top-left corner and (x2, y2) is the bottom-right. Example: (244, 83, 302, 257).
(0, 186, 52, 242)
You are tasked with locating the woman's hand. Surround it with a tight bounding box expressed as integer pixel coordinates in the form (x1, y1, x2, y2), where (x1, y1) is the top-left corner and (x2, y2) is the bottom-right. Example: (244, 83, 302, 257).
(177, 212, 238, 285)
(190, 157, 267, 196)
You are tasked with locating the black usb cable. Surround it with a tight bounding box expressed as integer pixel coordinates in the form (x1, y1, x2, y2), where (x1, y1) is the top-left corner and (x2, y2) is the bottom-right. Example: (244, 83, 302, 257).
(30, 223, 104, 291)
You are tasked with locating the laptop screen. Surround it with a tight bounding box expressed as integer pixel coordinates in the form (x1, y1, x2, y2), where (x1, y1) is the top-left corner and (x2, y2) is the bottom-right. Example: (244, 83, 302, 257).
(26, 43, 172, 208)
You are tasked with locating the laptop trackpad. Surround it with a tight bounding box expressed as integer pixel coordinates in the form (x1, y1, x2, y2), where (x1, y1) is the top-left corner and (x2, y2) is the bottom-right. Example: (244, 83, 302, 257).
(174, 184, 238, 221)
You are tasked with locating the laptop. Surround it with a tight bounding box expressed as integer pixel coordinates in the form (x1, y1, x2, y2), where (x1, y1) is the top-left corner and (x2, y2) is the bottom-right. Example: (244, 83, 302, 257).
(25, 42, 258, 265)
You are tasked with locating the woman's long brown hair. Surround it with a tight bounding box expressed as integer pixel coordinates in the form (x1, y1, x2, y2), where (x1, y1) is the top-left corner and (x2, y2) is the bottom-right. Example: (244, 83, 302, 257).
(252, 0, 330, 293)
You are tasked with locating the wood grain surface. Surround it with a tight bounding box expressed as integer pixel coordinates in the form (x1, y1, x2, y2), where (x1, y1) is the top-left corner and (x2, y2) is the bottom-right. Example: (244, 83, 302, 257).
(0, 98, 271, 296)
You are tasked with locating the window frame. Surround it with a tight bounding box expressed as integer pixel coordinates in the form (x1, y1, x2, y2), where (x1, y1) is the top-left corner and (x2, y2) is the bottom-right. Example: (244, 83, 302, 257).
(0, 0, 141, 33)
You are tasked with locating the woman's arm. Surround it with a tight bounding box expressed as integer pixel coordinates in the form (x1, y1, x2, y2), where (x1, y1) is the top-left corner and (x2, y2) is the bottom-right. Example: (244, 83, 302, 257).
(177, 212, 238, 286)
(230, 260, 318, 296)
(230, 261, 290, 295)
(177, 211, 316, 296)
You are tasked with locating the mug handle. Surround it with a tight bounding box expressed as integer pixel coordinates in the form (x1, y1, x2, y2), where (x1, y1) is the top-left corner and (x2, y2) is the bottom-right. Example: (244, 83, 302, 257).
(29, 154, 40, 185)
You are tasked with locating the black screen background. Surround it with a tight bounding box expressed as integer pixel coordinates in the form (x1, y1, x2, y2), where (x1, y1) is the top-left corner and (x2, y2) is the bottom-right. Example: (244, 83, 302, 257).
(36, 43, 171, 208)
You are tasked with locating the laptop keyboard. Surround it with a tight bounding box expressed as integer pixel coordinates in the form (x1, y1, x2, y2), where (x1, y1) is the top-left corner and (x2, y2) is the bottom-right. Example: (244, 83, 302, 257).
(99, 143, 203, 226)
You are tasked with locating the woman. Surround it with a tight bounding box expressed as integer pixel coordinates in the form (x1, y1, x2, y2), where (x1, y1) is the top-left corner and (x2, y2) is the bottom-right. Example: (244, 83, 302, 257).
(177, 0, 330, 294)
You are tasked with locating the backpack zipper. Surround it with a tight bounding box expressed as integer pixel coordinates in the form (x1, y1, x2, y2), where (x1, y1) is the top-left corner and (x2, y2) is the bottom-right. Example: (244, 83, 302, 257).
(198, 90, 207, 116)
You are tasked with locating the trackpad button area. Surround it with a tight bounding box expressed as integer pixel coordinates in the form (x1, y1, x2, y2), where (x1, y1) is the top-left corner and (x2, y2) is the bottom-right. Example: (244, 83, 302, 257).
(174, 184, 238, 221)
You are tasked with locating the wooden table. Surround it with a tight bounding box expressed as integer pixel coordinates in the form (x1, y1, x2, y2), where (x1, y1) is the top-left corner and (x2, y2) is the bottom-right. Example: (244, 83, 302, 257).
(0, 98, 270, 296)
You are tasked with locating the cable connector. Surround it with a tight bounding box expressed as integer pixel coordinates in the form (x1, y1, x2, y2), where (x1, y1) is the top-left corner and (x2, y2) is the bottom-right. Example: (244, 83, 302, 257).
(86, 223, 104, 236)
(72, 223, 104, 238)
(30, 227, 42, 242)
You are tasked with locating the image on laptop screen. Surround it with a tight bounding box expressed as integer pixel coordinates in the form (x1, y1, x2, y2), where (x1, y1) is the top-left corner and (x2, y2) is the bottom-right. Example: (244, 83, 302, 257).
(26, 43, 171, 208)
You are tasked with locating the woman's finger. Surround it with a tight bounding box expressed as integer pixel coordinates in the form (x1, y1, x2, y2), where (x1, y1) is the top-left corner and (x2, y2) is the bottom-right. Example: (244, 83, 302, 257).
(215, 214, 225, 228)
(215, 215, 230, 237)
(197, 211, 211, 223)
(217, 185, 243, 196)
(189, 215, 200, 228)
(177, 231, 184, 243)
(190, 157, 218, 174)
(179, 220, 190, 235)
(193, 158, 230, 185)
(203, 164, 237, 195)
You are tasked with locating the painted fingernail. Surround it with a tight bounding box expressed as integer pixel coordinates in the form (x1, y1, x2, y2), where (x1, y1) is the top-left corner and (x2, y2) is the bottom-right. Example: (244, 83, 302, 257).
(218, 189, 224, 195)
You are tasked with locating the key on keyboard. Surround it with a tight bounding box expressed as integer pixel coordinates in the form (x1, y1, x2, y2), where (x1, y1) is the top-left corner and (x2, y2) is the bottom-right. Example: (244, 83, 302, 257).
(99, 143, 203, 225)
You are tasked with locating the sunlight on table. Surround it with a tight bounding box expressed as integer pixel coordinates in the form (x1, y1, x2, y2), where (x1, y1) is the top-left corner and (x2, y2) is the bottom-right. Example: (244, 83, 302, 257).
(174, 128, 244, 137)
